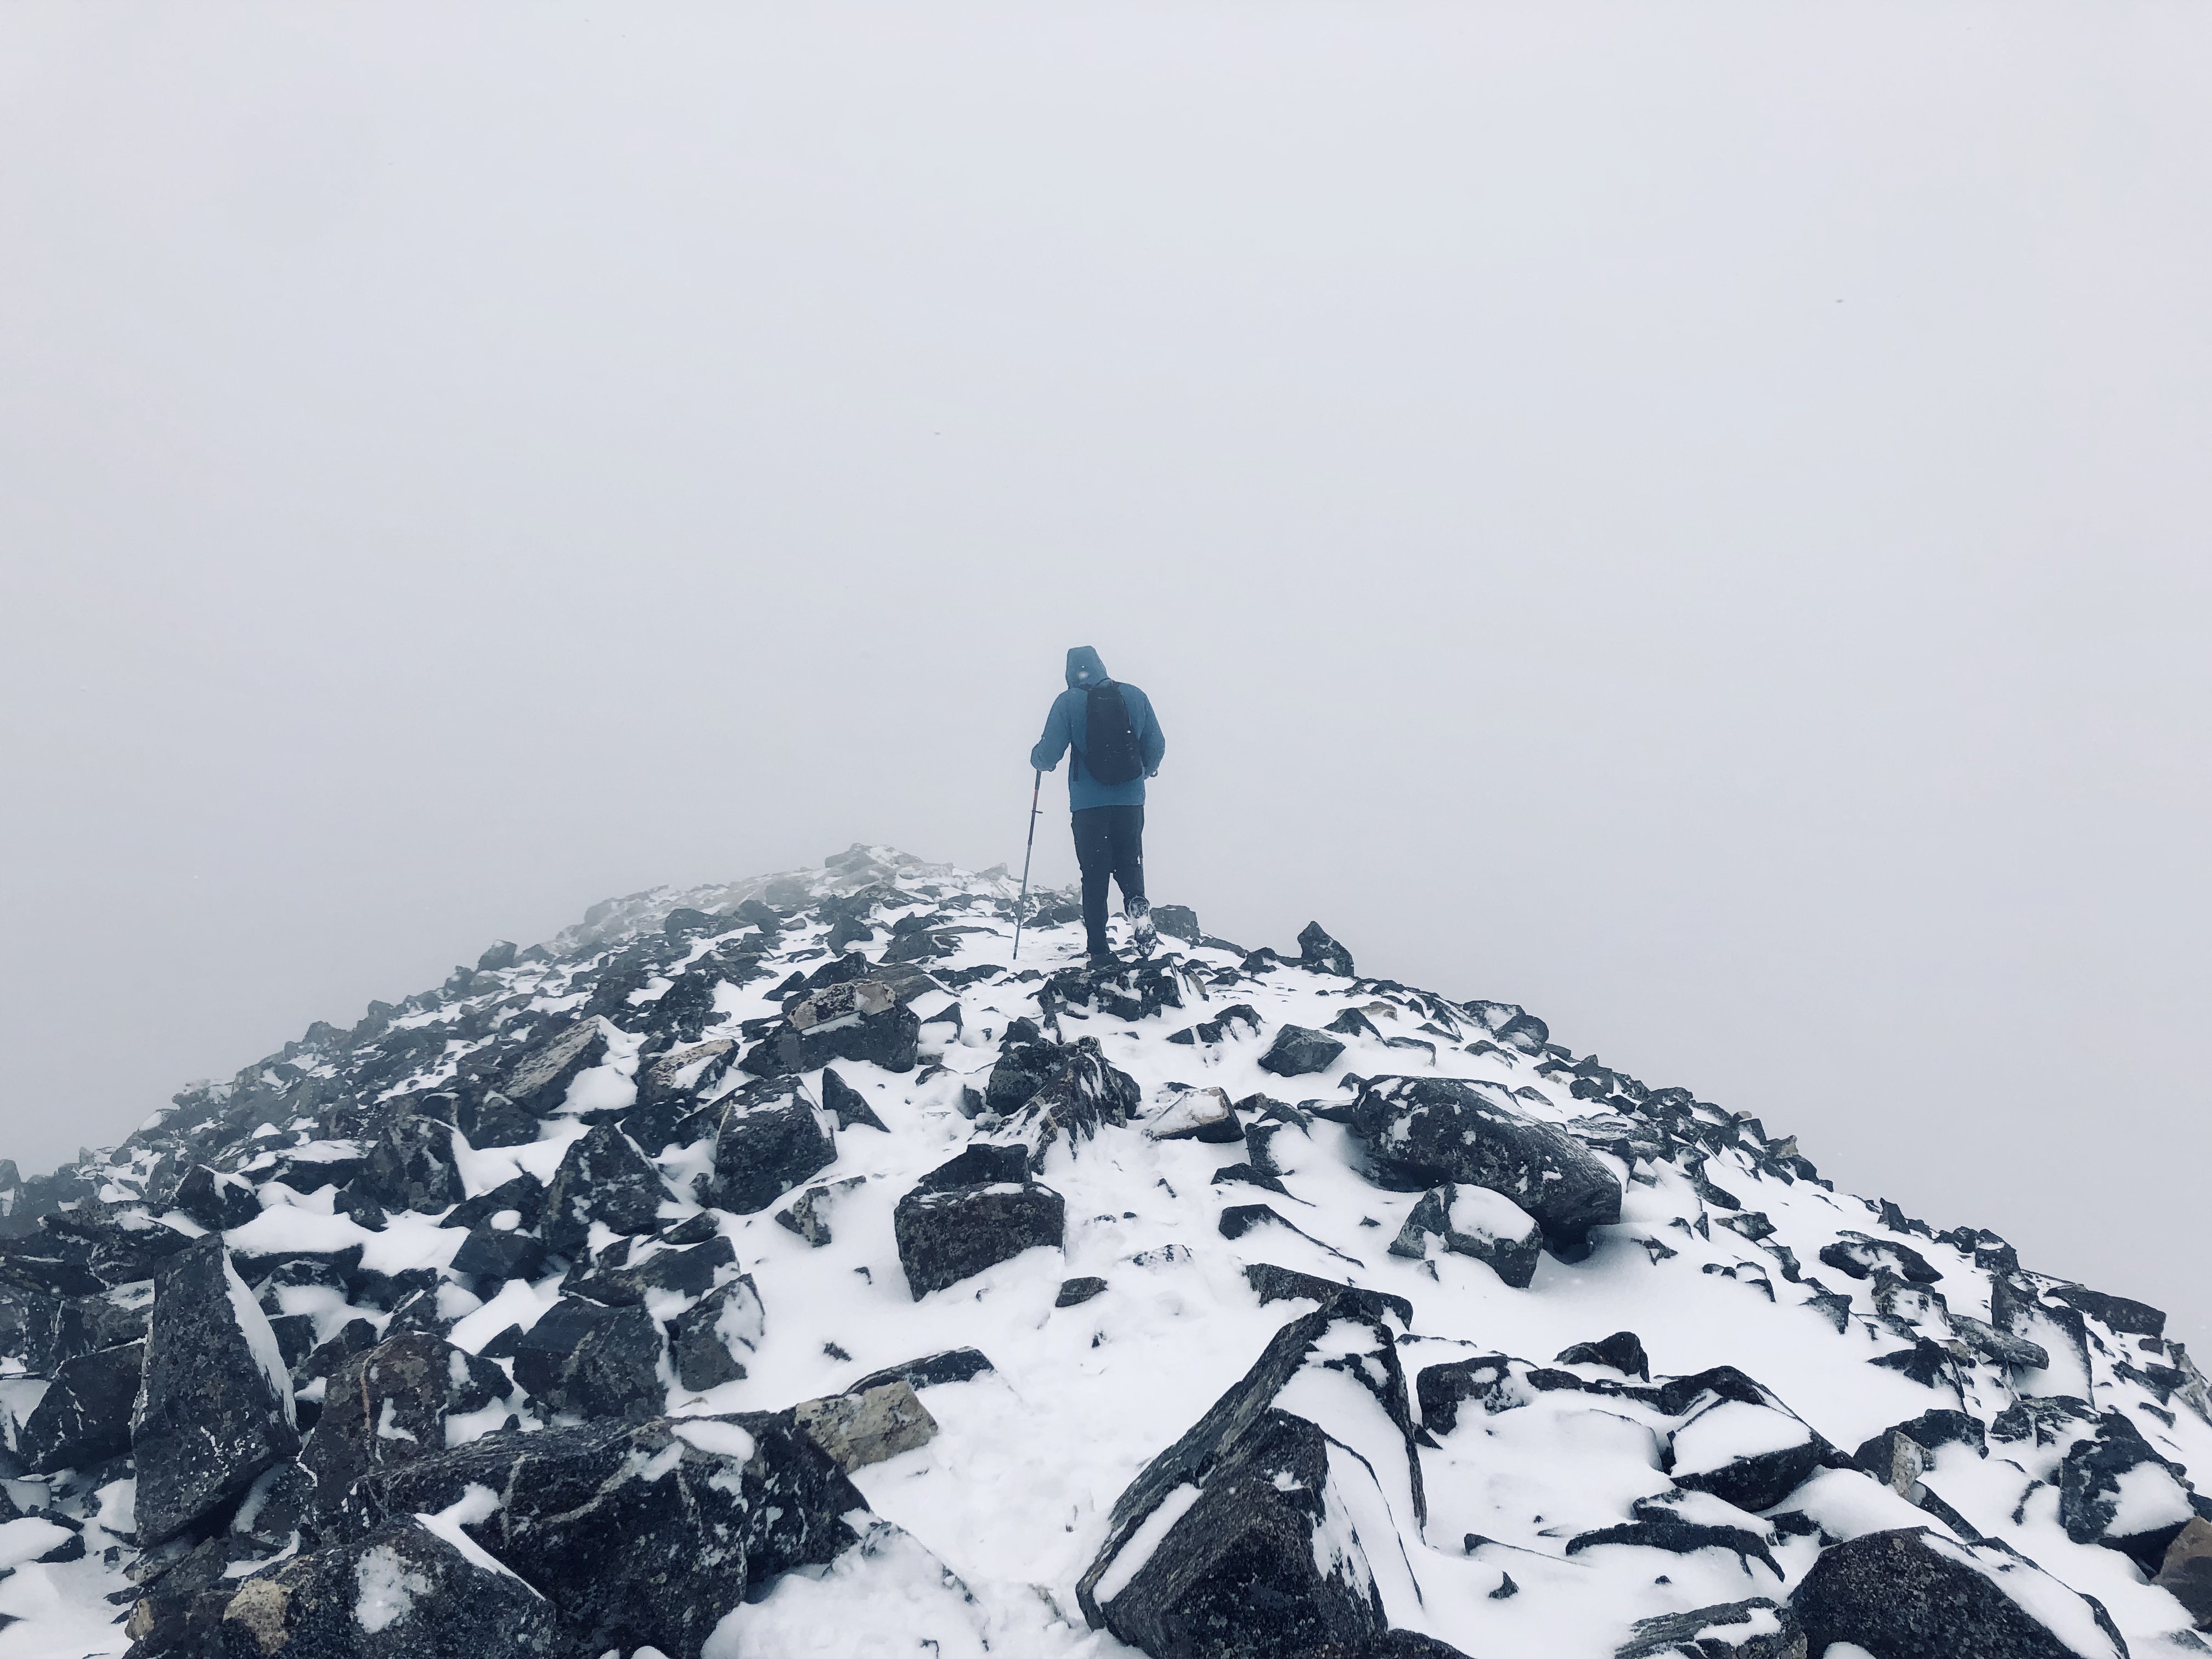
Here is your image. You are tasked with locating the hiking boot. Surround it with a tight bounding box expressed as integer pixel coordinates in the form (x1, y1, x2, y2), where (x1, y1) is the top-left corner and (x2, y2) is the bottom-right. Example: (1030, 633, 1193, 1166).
(1127, 898, 1157, 954)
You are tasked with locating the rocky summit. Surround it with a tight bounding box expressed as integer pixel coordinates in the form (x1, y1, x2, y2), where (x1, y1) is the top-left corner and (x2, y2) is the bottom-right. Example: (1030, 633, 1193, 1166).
(0, 842, 2208, 1658)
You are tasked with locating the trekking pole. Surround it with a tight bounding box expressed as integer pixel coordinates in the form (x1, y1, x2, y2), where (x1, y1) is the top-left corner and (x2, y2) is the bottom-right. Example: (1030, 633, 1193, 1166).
(1012, 769, 1043, 961)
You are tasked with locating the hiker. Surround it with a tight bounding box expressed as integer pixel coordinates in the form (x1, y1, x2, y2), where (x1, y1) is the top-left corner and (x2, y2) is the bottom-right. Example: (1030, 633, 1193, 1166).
(1030, 647, 1166, 964)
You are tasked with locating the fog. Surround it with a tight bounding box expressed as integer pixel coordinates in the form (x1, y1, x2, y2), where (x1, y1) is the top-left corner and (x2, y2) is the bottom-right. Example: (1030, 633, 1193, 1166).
(3, 3, 2208, 1339)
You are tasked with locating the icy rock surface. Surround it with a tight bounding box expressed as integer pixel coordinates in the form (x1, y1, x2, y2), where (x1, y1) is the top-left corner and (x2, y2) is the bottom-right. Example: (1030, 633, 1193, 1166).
(0, 842, 2208, 1657)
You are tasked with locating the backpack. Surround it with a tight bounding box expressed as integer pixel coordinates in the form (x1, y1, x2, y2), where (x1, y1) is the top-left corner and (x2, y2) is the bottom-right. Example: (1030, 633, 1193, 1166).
(1082, 681, 1144, 785)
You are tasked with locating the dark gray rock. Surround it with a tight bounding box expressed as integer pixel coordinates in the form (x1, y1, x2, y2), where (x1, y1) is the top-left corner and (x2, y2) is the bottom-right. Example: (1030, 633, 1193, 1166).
(1058, 1277, 1108, 1307)
(450, 1225, 548, 1283)
(820, 1067, 888, 1131)
(567, 1235, 737, 1305)
(1387, 1184, 1543, 1288)
(512, 1296, 663, 1420)
(2059, 1409, 2193, 1566)
(441, 1173, 547, 1235)
(2046, 1284, 2165, 1339)
(710, 1080, 837, 1215)
(983, 1040, 1068, 1115)
(1816, 1234, 1942, 1284)
(1078, 1304, 1423, 1641)
(1242, 1263, 1413, 1329)
(1666, 1384, 1834, 1513)
(477, 939, 519, 971)
(300, 1333, 509, 1518)
(1257, 1025, 1346, 1079)
(543, 1122, 667, 1255)
(1298, 921, 1355, 976)
(774, 1178, 864, 1248)
(18, 1339, 144, 1473)
(360, 1117, 466, 1214)
(1792, 1526, 2123, 1659)
(849, 1348, 996, 1393)
(996, 1037, 1142, 1165)
(215, 1519, 574, 1657)
(132, 1236, 301, 1545)
(670, 1277, 764, 1392)
(341, 1413, 866, 1659)
(1615, 1596, 1804, 1658)
(1566, 1518, 1781, 1580)
(1152, 904, 1201, 943)
(1346, 1076, 1623, 1260)
(893, 1149, 1065, 1299)
(172, 1165, 261, 1232)
(2155, 1517, 2212, 1629)
(456, 1087, 542, 1150)
(1556, 1330, 1650, 1380)
(751, 979, 919, 1076)
(498, 1020, 610, 1115)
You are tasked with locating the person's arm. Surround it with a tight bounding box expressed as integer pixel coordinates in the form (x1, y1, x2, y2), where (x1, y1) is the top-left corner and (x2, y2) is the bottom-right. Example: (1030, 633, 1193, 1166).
(1029, 693, 1071, 772)
(1136, 690, 1165, 777)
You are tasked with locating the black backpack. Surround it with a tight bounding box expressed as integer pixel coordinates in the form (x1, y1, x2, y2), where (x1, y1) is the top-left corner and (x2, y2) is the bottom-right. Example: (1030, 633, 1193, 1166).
(1082, 681, 1144, 785)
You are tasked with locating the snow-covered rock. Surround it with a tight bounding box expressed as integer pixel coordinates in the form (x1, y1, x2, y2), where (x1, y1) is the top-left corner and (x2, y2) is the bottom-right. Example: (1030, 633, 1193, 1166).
(1, 842, 2208, 1658)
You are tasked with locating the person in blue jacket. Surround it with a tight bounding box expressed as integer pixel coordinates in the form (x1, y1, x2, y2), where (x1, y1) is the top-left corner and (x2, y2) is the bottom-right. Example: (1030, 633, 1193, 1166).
(1030, 646, 1166, 964)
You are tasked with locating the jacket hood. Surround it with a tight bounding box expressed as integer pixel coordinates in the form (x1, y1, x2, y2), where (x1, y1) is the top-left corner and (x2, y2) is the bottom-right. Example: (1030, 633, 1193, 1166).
(1065, 646, 1109, 689)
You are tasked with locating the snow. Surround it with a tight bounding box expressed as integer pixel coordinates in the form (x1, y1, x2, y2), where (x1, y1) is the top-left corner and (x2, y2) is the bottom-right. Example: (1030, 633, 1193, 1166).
(1090, 1483, 1200, 1606)
(353, 1541, 431, 1633)
(222, 1250, 297, 1427)
(0, 1519, 71, 1571)
(416, 1487, 537, 1590)
(673, 1419, 758, 1461)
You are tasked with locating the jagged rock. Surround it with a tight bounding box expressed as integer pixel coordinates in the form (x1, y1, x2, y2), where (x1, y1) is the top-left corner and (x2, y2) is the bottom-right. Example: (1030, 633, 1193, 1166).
(1387, 1184, 1542, 1288)
(49, 1288, 148, 1370)
(753, 979, 919, 1076)
(1347, 1076, 1623, 1260)
(1556, 1330, 1651, 1380)
(1615, 1597, 1805, 1658)
(1664, 1372, 1834, 1511)
(1152, 904, 1201, 943)
(441, 1172, 548, 1235)
(456, 1087, 540, 1150)
(711, 1080, 837, 1214)
(567, 1234, 737, 1305)
(2047, 1284, 2165, 1338)
(1816, 1234, 1942, 1284)
(1146, 1085, 1240, 1143)
(172, 1165, 261, 1231)
(893, 1146, 1064, 1298)
(820, 1067, 888, 1131)
(342, 1414, 865, 1659)
(1078, 1304, 1424, 1646)
(1791, 1526, 2125, 1659)
(359, 1117, 466, 1214)
(543, 1122, 667, 1255)
(2155, 1516, 2212, 1629)
(477, 939, 518, 971)
(300, 1333, 510, 1517)
(232, 1459, 317, 1552)
(1058, 1277, 1108, 1307)
(512, 1296, 663, 1419)
(216, 1519, 573, 1656)
(499, 1019, 610, 1115)
(449, 1224, 548, 1283)
(132, 1236, 301, 1546)
(793, 1380, 936, 1470)
(18, 1339, 143, 1472)
(1243, 1262, 1413, 1328)
(1950, 1313, 2050, 1370)
(670, 1276, 764, 1392)
(1257, 1024, 1346, 1077)
(2059, 1409, 2194, 1565)
(1567, 1518, 1782, 1579)
(1047, 956, 1189, 1022)
(849, 1347, 996, 1392)
(984, 1039, 1066, 1114)
(995, 1037, 1142, 1165)
(775, 1178, 865, 1247)
(1298, 921, 1355, 975)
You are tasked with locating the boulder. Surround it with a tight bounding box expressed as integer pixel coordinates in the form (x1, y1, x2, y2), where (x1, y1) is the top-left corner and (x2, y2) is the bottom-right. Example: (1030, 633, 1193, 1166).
(1152, 904, 1201, 943)
(1078, 1304, 1425, 1645)
(1387, 1184, 1542, 1288)
(341, 1414, 865, 1659)
(670, 1277, 765, 1392)
(477, 939, 518, 971)
(566, 1234, 737, 1306)
(754, 979, 919, 1076)
(1665, 1378, 1833, 1512)
(1346, 1076, 1622, 1259)
(711, 1080, 838, 1215)
(511, 1297, 663, 1420)
(449, 1225, 548, 1283)
(792, 1380, 937, 1471)
(996, 1037, 1142, 1165)
(1146, 1085, 1240, 1144)
(359, 1118, 466, 1214)
(1615, 1597, 1805, 1659)
(172, 1165, 262, 1232)
(1566, 1518, 1781, 1579)
(132, 1236, 301, 1546)
(1555, 1330, 1651, 1381)
(498, 1020, 610, 1115)
(2058, 1409, 2194, 1566)
(2155, 1516, 2212, 1629)
(1791, 1526, 2127, 1659)
(1816, 1234, 1942, 1284)
(1298, 921, 1356, 976)
(300, 1333, 510, 1517)
(542, 1122, 667, 1255)
(893, 1146, 1065, 1299)
(1058, 1277, 1108, 1307)
(215, 1519, 573, 1657)
(774, 1178, 865, 1248)
(819, 1067, 889, 1131)
(441, 1172, 547, 1234)
(1258, 1025, 1346, 1078)
(18, 1339, 144, 1473)
(983, 1039, 1067, 1115)
(848, 1347, 996, 1393)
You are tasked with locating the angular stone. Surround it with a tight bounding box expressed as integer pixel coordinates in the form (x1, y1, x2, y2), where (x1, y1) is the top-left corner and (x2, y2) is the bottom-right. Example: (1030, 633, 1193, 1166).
(218, 1519, 574, 1657)
(300, 1333, 510, 1519)
(342, 1414, 866, 1659)
(1792, 1526, 2124, 1659)
(711, 1080, 837, 1215)
(1257, 1024, 1346, 1078)
(1347, 1076, 1623, 1260)
(18, 1339, 144, 1473)
(819, 1067, 888, 1132)
(1816, 1234, 1943, 1284)
(172, 1165, 261, 1232)
(2155, 1516, 2212, 1629)
(567, 1235, 737, 1306)
(995, 1037, 1142, 1165)
(1058, 1277, 1108, 1307)
(775, 1178, 865, 1248)
(793, 1380, 936, 1471)
(1298, 921, 1355, 976)
(848, 1347, 996, 1393)
(512, 1297, 663, 1420)
(360, 1117, 466, 1215)
(2059, 1409, 2193, 1566)
(670, 1277, 764, 1392)
(754, 980, 919, 1076)
(450, 1225, 548, 1283)
(132, 1236, 301, 1546)
(893, 1150, 1065, 1299)
(543, 1122, 667, 1256)
(1387, 1184, 1542, 1288)
(1146, 1085, 1240, 1143)
(1555, 1330, 1650, 1380)
(498, 1020, 610, 1115)
(1616, 1597, 1804, 1659)
(983, 1040, 1065, 1115)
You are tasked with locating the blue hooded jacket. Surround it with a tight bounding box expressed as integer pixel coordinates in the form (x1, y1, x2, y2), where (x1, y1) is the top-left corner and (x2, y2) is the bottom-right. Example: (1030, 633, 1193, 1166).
(1030, 647, 1166, 812)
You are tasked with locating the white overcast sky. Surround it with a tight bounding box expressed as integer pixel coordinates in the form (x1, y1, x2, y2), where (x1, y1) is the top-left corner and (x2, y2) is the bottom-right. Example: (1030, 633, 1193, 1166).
(4, 3, 2209, 1338)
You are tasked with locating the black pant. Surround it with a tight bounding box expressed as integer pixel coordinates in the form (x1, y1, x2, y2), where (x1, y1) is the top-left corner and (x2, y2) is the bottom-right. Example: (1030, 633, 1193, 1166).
(1072, 805, 1145, 953)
